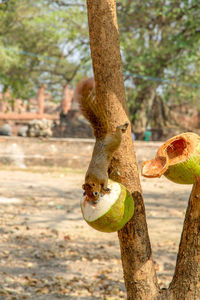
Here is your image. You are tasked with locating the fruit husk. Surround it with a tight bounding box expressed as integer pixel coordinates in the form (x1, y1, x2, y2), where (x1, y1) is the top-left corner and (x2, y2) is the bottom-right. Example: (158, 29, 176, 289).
(141, 132, 200, 184)
(81, 181, 134, 233)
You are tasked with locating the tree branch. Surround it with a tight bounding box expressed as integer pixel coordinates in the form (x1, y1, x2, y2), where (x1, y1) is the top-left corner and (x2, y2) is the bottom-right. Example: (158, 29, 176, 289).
(169, 182, 200, 299)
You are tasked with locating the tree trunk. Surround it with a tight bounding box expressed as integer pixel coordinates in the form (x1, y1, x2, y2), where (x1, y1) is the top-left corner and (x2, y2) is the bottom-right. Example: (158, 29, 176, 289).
(86, 1, 200, 299)
(86, 1, 158, 299)
(131, 86, 155, 139)
(169, 182, 200, 300)
(132, 89, 175, 141)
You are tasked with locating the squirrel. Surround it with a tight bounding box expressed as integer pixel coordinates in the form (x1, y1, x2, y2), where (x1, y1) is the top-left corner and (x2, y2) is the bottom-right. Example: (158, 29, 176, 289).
(74, 77, 129, 203)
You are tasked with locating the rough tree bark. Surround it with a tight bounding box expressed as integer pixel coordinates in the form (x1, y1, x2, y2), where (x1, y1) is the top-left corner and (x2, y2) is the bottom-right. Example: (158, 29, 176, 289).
(169, 182, 200, 300)
(86, 0, 158, 299)
(86, 1, 200, 299)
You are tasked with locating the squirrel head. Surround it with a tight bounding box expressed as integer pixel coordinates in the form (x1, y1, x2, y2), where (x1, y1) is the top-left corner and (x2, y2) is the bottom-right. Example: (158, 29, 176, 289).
(82, 182, 101, 202)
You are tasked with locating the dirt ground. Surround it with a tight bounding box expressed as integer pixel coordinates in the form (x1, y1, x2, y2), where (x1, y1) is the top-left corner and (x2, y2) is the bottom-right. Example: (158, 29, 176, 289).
(0, 160, 191, 299)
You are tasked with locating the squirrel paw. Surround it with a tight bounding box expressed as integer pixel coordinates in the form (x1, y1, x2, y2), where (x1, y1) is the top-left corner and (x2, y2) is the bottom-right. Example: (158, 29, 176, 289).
(117, 122, 129, 133)
(103, 187, 111, 193)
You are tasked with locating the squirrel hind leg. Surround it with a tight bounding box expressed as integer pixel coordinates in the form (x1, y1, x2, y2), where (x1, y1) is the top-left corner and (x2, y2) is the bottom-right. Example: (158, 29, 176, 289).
(117, 122, 129, 133)
(104, 122, 129, 153)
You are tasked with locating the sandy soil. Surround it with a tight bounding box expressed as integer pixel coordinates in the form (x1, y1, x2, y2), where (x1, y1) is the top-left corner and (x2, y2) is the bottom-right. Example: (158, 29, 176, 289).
(0, 164, 191, 299)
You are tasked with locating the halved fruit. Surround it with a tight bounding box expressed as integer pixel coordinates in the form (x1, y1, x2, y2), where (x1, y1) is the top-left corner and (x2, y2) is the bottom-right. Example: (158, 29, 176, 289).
(142, 132, 200, 184)
(81, 180, 134, 233)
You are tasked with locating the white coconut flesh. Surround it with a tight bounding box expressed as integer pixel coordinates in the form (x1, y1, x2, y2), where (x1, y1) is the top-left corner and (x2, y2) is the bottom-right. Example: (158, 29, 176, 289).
(81, 182, 121, 222)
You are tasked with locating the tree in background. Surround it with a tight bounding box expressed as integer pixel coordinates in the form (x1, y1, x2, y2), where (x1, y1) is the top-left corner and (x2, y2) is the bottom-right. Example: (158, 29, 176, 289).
(117, 0, 200, 136)
(1, 0, 200, 135)
(0, 0, 90, 101)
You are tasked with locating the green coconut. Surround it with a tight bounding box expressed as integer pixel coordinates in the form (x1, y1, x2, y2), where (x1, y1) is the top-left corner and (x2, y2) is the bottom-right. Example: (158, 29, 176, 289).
(80, 180, 134, 233)
(142, 132, 200, 184)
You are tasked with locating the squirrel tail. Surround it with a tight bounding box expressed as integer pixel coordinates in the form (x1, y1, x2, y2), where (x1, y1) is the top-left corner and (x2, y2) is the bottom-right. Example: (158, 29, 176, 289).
(74, 77, 108, 138)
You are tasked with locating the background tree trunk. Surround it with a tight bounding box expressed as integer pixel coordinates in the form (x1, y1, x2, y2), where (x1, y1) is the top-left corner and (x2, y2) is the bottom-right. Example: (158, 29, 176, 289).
(131, 88, 175, 141)
(86, 1, 200, 299)
(131, 85, 155, 139)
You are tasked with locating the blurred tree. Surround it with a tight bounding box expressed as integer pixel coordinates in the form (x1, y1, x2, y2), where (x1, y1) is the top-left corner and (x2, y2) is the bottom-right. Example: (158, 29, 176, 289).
(1, 0, 200, 129)
(0, 0, 90, 101)
(117, 0, 200, 136)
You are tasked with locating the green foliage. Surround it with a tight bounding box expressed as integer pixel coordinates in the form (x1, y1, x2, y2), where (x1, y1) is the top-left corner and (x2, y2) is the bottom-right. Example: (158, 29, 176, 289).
(117, 0, 200, 114)
(1, 0, 200, 115)
(0, 0, 90, 99)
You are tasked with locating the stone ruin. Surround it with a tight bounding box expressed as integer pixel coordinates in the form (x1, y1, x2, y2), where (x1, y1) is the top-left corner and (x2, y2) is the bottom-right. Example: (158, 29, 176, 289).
(27, 119, 52, 138)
